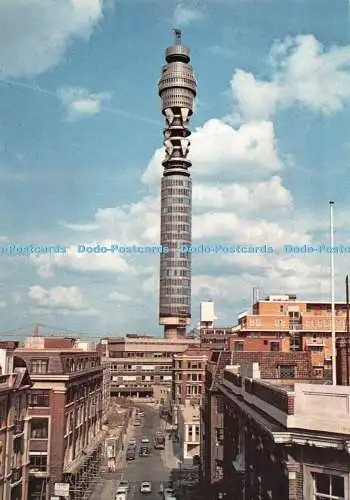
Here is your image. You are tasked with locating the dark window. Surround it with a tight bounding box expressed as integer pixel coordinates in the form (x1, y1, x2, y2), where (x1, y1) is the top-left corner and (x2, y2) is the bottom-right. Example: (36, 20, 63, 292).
(29, 391, 50, 408)
(278, 365, 295, 379)
(29, 455, 47, 472)
(30, 360, 48, 374)
(313, 471, 344, 499)
(234, 342, 244, 352)
(30, 419, 48, 439)
(270, 342, 280, 352)
(263, 340, 268, 345)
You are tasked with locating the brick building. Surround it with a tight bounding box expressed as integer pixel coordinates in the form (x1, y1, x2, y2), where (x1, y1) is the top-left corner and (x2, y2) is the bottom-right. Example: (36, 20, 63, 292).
(218, 363, 350, 499)
(0, 342, 32, 500)
(201, 350, 315, 494)
(100, 335, 198, 399)
(236, 294, 350, 378)
(15, 337, 103, 500)
(172, 349, 210, 406)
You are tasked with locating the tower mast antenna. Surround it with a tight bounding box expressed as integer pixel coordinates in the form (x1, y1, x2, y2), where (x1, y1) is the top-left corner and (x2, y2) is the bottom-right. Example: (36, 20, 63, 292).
(174, 28, 182, 44)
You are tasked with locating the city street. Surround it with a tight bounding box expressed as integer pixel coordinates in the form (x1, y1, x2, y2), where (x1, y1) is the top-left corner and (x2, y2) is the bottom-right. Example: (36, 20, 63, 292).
(90, 402, 179, 500)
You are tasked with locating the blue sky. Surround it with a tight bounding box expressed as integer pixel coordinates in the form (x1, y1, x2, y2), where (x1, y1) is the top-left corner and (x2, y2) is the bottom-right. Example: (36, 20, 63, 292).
(0, 0, 349, 339)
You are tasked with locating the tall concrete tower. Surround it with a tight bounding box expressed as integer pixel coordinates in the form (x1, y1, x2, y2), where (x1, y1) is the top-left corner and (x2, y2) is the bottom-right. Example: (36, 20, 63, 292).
(158, 29, 197, 340)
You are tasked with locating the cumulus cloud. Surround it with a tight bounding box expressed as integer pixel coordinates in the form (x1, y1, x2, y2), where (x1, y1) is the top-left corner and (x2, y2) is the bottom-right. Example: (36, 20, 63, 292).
(231, 35, 350, 121)
(142, 119, 282, 185)
(28, 285, 86, 311)
(173, 3, 203, 27)
(29, 242, 135, 279)
(58, 86, 111, 121)
(0, 0, 106, 78)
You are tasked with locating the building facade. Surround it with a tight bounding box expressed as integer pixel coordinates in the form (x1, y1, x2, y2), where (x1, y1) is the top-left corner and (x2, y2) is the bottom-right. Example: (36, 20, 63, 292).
(101, 335, 199, 399)
(218, 363, 350, 499)
(236, 294, 350, 378)
(158, 29, 197, 340)
(0, 342, 32, 500)
(172, 349, 210, 406)
(201, 350, 315, 494)
(15, 337, 104, 500)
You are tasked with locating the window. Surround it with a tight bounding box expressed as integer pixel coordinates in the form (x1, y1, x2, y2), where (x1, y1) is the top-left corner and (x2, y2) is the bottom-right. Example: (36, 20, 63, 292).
(270, 342, 280, 352)
(29, 455, 47, 472)
(313, 472, 344, 499)
(29, 391, 50, 408)
(30, 419, 48, 439)
(278, 365, 295, 378)
(30, 360, 48, 374)
(234, 342, 244, 352)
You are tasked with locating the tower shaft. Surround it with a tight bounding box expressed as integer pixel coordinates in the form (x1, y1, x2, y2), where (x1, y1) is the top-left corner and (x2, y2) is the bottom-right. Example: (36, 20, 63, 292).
(158, 29, 197, 340)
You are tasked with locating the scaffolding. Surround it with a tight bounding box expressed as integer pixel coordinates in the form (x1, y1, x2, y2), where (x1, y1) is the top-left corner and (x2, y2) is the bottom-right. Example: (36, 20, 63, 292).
(102, 359, 111, 424)
(64, 437, 105, 500)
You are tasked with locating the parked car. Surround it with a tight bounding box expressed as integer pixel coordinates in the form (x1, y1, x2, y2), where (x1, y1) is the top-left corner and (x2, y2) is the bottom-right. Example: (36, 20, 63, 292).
(139, 446, 150, 457)
(140, 482, 152, 493)
(128, 439, 136, 447)
(137, 411, 144, 417)
(134, 419, 141, 426)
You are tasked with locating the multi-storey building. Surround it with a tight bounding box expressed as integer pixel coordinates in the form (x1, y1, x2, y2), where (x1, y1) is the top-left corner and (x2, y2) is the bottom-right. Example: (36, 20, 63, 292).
(229, 335, 290, 354)
(100, 335, 199, 399)
(236, 294, 350, 378)
(172, 349, 210, 406)
(219, 363, 350, 499)
(0, 342, 32, 500)
(15, 337, 103, 500)
(201, 350, 315, 496)
(198, 301, 235, 350)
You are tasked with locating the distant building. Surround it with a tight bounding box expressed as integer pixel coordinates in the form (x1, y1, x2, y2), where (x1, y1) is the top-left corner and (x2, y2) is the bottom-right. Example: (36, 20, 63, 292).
(99, 336, 199, 399)
(0, 342, 32, 500)
(15, 337, 103, 500)
(236, 294, 350, 379)
(172, 349, 210, 406)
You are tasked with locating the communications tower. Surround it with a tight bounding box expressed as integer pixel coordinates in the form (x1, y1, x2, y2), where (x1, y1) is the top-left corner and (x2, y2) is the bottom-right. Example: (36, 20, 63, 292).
(158, 29, 197, 339)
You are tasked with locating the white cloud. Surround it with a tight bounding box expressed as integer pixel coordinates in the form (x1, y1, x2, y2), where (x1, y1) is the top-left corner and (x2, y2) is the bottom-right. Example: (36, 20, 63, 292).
(30, 242, 135, 278)
(231, 35, 350, 121)
(173, 3, 203, 27)
(0, 301, 6, 308)
(0, 0, 106, 78)
(28, 285, 87, 311)
(58, 86, 111, 121)
(108, 292, 131, 302)
(142, 119, 282, 185)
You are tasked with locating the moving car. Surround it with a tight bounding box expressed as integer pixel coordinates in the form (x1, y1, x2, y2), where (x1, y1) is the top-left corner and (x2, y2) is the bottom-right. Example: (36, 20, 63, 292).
(115, 488, 127, 500)
(137, 410, 144, 417)
(140, 482, 152, 494)
(163, 487, 175, 498)
(134, 419, 141, 426)
(139, 445, 150, 457)
(126, 448, 135, 461)
(128, 439, 136, 447)
(141, 437, 150, 444)
(119, 480, 129, 492)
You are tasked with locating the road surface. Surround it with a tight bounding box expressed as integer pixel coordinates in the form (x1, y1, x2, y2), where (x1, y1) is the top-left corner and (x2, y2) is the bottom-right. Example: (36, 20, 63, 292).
(90, 402, 179, 500)
(122, 403, 178, 499)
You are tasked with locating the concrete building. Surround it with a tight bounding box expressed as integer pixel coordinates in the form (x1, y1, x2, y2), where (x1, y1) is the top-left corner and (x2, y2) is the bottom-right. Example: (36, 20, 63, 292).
(218, 363, 350, 499)
(198, 302, 236, 350)
(201, 350, 315, 494)
(0, 342, 32, 500)
(15, 337, 104, 500)
(158, 29, 197, 340)
(100, 335, 199, 399)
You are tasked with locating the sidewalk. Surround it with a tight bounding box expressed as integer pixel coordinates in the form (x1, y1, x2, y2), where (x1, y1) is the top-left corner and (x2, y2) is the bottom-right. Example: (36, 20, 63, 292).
(161, 436, 180, 469)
